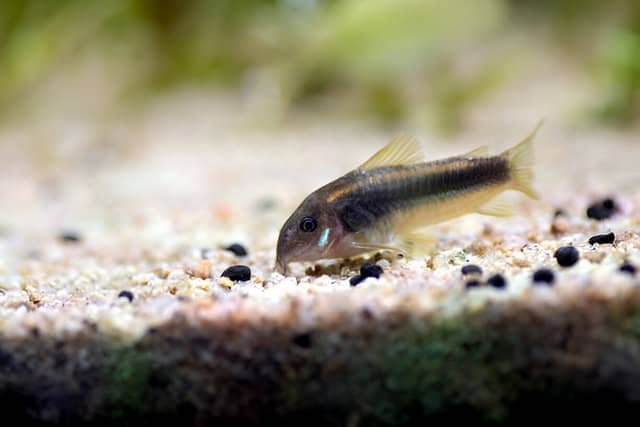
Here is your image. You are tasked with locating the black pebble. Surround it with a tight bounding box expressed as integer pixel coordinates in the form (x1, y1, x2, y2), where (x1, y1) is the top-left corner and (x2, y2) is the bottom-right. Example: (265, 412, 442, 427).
(487, 274, 506, 289)
(224, 243, 248, 257)
(360, 263, 383, 278)
(554, 246, 579, 267)
(292, 332, 312, 349)
(532, 268, 555, 285)
(118, 290, 134, 302)
(59, 231, 82, 243)
(465, 280, 481, 289)
(603, 198, 616, 210)
(221, 265, 251, 282)
(588, 232, 615, 245)
(586, 197, 618, 220)
(620, 263, 636, 276)
(350, 275, 364, 286)
(461, 264, 483, 276)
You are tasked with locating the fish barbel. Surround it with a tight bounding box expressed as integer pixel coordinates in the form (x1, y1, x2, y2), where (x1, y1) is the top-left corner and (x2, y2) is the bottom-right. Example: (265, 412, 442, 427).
(275, 123, 541, 274)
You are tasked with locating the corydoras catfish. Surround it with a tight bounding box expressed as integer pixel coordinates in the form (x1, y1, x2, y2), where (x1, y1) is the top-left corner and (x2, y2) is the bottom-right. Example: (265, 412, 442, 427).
(275, 123, 541, 274)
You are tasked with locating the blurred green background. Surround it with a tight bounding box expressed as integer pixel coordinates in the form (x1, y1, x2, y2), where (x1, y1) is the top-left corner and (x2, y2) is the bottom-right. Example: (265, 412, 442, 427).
(1, 0, 638, 132)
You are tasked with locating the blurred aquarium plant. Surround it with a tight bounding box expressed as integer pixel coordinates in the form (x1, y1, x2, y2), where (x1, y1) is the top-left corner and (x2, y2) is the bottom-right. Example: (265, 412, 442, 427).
(281, 0, 507, 129)
(0, 0, 638, 129)
(508, 0, 640, 126)
(593, 28, 640, 125)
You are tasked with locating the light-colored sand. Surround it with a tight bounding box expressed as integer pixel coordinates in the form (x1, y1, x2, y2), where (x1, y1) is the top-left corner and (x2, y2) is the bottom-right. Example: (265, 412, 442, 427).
(0, 61, 639, 423)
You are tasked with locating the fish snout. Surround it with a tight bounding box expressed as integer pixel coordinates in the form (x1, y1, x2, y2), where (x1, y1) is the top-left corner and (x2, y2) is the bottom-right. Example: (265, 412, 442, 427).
(275, 255, 289, 275)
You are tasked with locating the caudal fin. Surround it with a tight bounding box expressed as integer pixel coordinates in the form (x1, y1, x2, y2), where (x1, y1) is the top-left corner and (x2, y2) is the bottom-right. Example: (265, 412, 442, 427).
(502, 121, 542, 200)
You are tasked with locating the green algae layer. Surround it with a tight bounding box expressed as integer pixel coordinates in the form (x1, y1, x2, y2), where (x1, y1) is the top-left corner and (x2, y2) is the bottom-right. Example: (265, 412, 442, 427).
(2, 291, 640, 425)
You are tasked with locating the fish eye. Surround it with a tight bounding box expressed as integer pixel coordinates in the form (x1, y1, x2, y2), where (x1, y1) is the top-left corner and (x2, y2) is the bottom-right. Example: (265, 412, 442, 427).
(299, 216, 317, 232)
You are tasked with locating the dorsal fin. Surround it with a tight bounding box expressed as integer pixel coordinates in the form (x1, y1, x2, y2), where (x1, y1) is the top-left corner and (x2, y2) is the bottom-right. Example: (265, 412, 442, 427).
(358, 134, 424, 170)
(462, 145, 489, 158)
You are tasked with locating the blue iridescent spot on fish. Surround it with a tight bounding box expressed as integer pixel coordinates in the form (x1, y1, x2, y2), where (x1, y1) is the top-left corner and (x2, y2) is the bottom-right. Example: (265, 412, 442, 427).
(318, 228, 331, 248)
(275, 122, 542, 274)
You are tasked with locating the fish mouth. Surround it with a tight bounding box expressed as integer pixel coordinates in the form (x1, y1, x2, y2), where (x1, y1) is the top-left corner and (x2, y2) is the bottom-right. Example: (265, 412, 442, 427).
(275, 256, 289, 275)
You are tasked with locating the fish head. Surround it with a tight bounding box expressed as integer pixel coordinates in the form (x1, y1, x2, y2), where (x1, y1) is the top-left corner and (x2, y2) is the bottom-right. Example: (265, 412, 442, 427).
(275, 194, 346, 274)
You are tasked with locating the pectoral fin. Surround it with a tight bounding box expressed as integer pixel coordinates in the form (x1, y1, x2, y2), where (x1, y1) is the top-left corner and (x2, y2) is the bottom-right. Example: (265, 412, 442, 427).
(397, 230, 437, 255)
(351, 230, 436, 257)
(352, 241, 407, 255)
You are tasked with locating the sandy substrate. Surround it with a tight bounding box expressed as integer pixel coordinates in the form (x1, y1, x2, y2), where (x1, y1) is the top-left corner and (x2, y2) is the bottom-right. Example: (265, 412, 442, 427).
(1, 64, 640, 424)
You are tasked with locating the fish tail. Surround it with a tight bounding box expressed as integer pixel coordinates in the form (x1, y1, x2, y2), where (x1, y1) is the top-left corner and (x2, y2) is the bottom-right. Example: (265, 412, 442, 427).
(502, 121, 542, 200)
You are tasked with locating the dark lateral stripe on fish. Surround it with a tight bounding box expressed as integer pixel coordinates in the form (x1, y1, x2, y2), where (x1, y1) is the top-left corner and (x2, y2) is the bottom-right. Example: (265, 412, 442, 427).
(335, 157, 510, 232)
(412, 157, 511, 194)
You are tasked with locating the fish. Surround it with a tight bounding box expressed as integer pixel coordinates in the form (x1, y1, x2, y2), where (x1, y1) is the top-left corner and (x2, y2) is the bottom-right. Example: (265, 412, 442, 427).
(275, 123, 541, 274)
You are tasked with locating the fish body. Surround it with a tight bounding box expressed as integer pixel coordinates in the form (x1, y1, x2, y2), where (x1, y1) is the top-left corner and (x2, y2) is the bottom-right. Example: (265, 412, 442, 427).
(275, 124, 541, 274)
